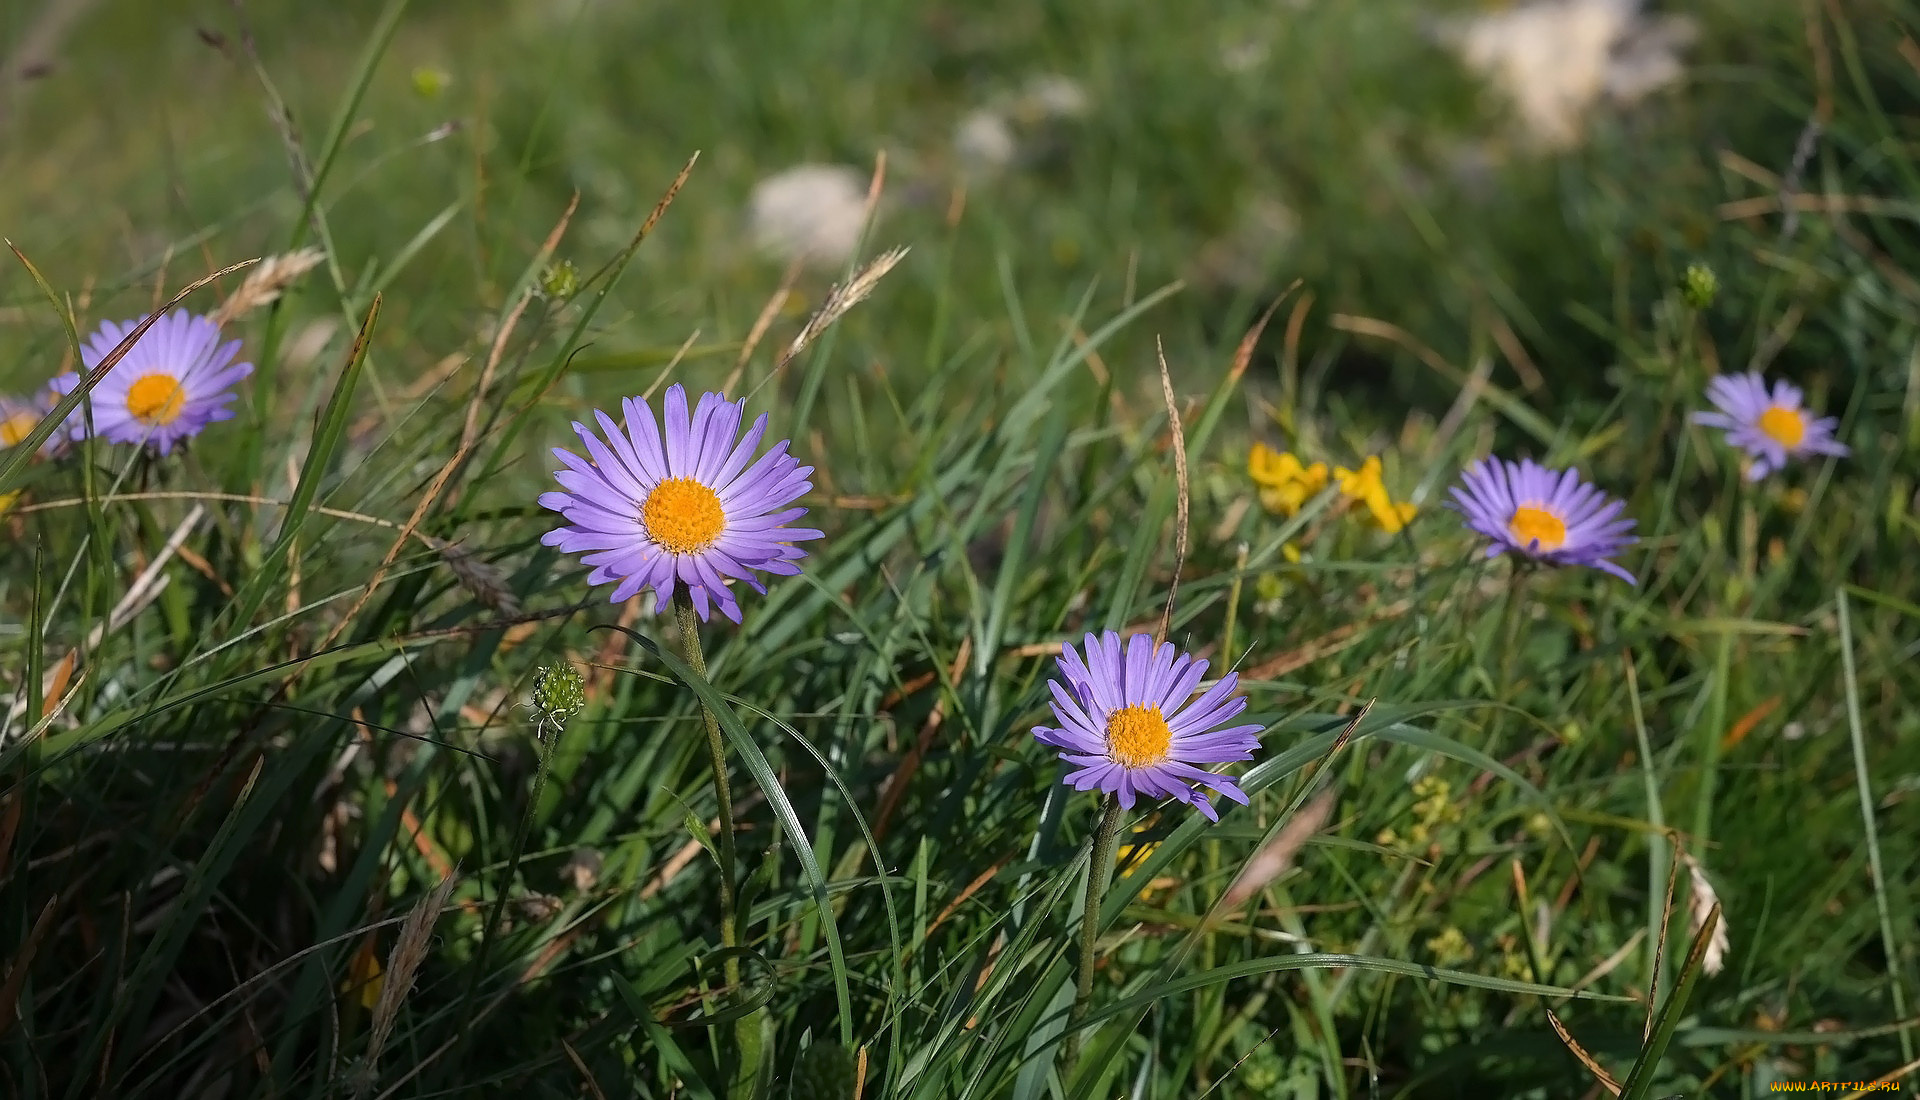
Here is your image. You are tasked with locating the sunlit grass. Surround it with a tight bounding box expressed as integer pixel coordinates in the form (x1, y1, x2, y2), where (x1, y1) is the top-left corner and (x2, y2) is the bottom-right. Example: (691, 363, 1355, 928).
(1, 0, 1916, 1097)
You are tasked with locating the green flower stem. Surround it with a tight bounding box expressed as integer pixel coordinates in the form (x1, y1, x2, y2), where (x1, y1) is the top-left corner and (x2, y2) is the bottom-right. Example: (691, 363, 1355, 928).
(1485, 561, 1533, 749)
(1694, 462, 1742, 849)
(672, 590, 761, 1095)
(674, 592, 742, 977)
(459, 718, 556, 1055)
(1065, 796, 1125, 1071)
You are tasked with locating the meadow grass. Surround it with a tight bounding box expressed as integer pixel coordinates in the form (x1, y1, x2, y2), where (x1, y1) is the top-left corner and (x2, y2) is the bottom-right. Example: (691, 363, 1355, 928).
(1, 0, 1917, 1096)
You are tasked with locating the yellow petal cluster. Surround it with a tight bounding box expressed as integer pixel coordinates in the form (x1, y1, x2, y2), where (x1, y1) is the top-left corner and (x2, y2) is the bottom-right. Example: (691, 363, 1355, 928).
(1247, 442, 1329, 517)
(1334, 455, 1417, 535)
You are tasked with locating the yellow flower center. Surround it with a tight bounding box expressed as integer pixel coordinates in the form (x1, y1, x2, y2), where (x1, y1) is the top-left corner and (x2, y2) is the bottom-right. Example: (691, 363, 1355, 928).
(641, 476, 726, 554)
(125, 373, 187, 425)
(0, 411, 36, 448)
(1757, 404, 1806, 448)
(1508, 505, 1567, 552)
(1105, 703, 1173, 769)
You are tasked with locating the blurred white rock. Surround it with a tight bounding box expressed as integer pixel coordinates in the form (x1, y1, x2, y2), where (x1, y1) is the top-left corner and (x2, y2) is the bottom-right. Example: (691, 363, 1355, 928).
(747, 163, 872, 270)
(950, 72, 1093, 181)
(1192, 193, 1300, 290)
(1443, 0, 1696, 150)
(953, 108, 1019, 177)
(1013, 74, 1090, 122)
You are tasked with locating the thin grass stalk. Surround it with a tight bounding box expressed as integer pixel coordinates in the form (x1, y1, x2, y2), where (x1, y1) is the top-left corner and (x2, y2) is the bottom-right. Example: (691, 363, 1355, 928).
(1836, 589, 1917, 1067)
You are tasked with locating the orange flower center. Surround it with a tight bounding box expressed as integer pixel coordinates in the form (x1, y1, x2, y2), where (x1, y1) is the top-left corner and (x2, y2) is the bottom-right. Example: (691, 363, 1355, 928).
(641, 476, 726, 554)
(1508, 505, 1567, 552)
(125, 373, 187, 425)
(0, 411, 36, 448)
(1105, 703, 1173, 769)
(1757, 404, 1806, 448)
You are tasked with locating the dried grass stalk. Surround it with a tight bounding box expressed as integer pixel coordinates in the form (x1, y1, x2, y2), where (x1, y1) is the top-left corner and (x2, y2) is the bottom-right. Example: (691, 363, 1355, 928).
(211, 248, 326, 326)
(774, 246, 909, 373)
(423, 535, 521, 616)
(1680, 850, 1730, 976)
(354, 871, 458, 1098)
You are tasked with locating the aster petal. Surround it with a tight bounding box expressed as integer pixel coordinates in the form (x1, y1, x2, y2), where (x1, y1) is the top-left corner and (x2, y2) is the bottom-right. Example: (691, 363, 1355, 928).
(1046, 680, 1104, 742)
(710, 412, 772, 491)
(594, 408, 658, 495)
(577, 413, 650, 503)
(1122, 634, 1156, 704)
(1155, 654, 1206, 714)
(661, 384, 695, 477)
(621, 396, 670, 481)
(690, 392, 741, 483)
(1172, 726, 1267, 762)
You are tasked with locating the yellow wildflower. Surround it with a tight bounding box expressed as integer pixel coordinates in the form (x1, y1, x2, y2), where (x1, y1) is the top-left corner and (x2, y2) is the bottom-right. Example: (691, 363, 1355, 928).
(1426, 926, 1474, 966)
(1116, 826, 1180, 903)
(1411, 776, 1461, 827)
(1333, 455, 1417, 534)
(0, 490, 18, 518)
(342, 935, 384, 1010)
(1248, 442, 1328, 517)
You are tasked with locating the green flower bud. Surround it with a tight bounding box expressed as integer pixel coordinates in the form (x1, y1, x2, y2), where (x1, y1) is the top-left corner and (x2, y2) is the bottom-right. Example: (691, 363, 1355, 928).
(1680, 262, 1718, 310)
(540, 259, 580, 301)
(529, 663, 585, 743)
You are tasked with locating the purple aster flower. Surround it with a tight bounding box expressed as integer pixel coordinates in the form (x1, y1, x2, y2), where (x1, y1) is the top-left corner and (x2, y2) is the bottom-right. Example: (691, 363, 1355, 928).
(1447, 457, 1638, 583)
(539, 383, 823, 623)
(0, 389, 62, 456)
(52, 311, 251, 455)
(1690, 372, 1848, 481)
(1033, 631, 1265, 822)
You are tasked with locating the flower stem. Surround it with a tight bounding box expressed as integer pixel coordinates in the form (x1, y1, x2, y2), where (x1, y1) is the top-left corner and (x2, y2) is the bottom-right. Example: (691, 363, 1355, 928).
(672, 590, 759, 1096)
(1065, 796, 1125, 1071)
(1486, 561, 1532, 749)
(458, 717, 556, 1058)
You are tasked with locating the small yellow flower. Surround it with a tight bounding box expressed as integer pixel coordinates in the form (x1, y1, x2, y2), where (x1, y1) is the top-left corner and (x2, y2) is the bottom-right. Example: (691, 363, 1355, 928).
(342, 936, 384, 1010)
(1116, 826, 1179, 902)
(1426, 926, 1474, 966)
(410, 66, 451, 100)
(0, 490, 19, 518)
(1334, 455, 1417, 534)
(1411, 776, 1460, 827)
(1497, 935, 1534, 980)
(1248, 442, 1328, 517)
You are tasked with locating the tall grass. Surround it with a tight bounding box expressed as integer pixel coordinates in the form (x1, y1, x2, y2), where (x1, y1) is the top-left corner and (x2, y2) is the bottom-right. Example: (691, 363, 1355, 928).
(1, 0, 1917, 1097)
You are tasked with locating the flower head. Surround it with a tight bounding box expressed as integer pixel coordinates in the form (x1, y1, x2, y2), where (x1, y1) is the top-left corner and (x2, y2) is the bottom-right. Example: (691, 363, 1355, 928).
(1334, 455, 1418, 534)
(539, 384, 822, 623)
(1690, 372, 1848, 481)
(1033, 631, 1264, 822)
(0, 389, 62, 456)
(1248, 443, 1328, 517)
(52, 312, 251, 455)
(1447, 457, 1637, 583)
